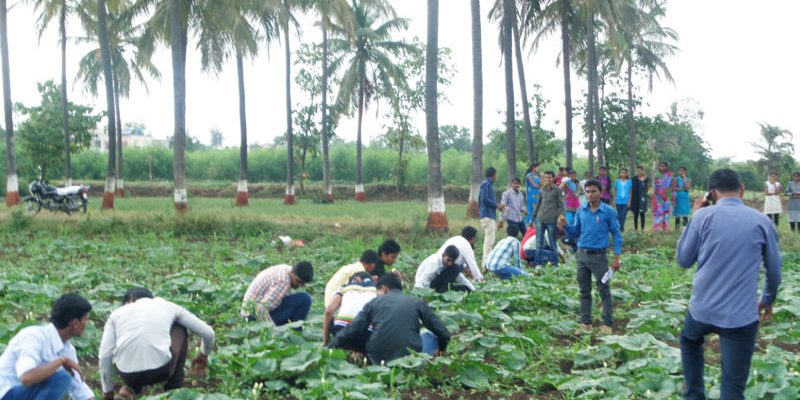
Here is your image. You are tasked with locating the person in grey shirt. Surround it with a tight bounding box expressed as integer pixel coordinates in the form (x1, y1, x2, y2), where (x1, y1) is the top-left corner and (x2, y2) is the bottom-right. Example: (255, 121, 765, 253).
(534, 171, 564, 267)
(676, 168, 782, 400)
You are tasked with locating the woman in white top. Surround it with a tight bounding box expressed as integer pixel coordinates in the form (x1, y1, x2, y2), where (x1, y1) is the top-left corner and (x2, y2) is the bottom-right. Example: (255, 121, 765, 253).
(98, 287, 215, 399)
(763, 171, 783, 226)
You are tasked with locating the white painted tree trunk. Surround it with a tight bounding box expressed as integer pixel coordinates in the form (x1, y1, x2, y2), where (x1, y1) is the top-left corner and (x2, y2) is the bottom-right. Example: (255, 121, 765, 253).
(285, 185, 294, 196)
(428, 195, 446, 213)
(238, 179, 248, 193)
(7, 173, 17, 194)
(104, 176, 115, 193)
(174, 188, 187, 204)
(355, 184, 364, 194)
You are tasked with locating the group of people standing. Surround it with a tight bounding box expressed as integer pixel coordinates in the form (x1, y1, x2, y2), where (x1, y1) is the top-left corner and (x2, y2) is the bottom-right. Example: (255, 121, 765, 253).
(764, 171, 800, 231)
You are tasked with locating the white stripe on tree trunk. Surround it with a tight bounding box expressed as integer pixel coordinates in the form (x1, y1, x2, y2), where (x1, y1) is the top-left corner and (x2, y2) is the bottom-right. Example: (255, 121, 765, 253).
(285, 185, 295, 195)
(355, 183, 364, 193)
(238, 179, 248, 192)
(104, 176, 115, 192)
(428, 195, 446, 213)
(6, 174, 17, 193)
(174, 188, 188, 203)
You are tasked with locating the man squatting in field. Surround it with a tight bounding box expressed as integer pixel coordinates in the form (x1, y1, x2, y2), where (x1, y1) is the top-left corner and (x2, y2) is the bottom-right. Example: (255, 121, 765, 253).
(241, 261, 314, 327)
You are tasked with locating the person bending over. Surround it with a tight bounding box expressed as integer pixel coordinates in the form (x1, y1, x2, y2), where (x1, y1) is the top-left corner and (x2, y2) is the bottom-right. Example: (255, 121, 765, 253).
(322, 272, 378, 347)
(99, 287, 215, 399)
(324, 250, 380, 308)
(415, 245, 475, 293)
(241, 262, 314, 327)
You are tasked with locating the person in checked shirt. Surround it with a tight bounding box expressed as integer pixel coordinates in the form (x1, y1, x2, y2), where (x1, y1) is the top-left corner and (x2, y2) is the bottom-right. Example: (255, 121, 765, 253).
(499, 177, 527, 237)
(241, 262, 314, 326)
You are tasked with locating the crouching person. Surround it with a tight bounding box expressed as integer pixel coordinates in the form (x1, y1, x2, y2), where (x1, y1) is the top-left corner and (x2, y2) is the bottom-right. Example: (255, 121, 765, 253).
(329, 274, 450, 364)
(322, 272, 377, 348)
(0, 294, 94, 400)
(241, 262, 314, 326)
(414, 245, 475, 293)
(99, 287, 215, 399)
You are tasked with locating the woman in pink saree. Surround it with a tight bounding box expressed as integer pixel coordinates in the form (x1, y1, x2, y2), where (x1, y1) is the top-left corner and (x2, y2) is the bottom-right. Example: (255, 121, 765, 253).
(652, 161, 675, 232)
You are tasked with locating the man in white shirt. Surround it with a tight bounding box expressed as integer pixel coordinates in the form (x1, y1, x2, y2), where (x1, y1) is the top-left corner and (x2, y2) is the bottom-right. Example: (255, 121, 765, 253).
(324, 250, 380, 308)
(415, 245, 476, 292)
(436, 226, 483, 282)
(0, 293, 94, 400)
(99, 287, 215, 400)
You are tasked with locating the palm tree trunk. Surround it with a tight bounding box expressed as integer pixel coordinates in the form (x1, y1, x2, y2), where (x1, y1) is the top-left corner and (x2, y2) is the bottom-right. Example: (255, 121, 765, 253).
(170, 0, 187, 212)
(60, 1, 71, 188)
(584, 8, 595, 174)
(396, 131, 405, 189)
(626, 62, 636, 173)
(236, 52, 249, 206)
(354, 76, 366, 202)
(587, 10, 603, 170)
(425, 0, 447, 231)
(503, 0, 516, 182)
(321, 17, 333, 203)
(597, 80, 606, 166)
(561, 0, 573, 169)
(283, 24, 295, 205)
(0, 0, 18, 206)
(97, 0, 116, 209)
(300, 147, 306, 195)
(512, 17, 534, 164)
(467, 0, 483, 218)
(114, 71, 124, 197)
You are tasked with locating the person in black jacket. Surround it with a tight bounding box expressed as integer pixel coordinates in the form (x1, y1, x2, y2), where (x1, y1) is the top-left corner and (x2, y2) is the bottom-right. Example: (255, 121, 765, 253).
(328, 274, 450, 364)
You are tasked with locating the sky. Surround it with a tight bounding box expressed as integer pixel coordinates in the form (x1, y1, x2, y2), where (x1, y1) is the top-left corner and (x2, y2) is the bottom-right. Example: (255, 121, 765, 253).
(2, 0, 799, 162)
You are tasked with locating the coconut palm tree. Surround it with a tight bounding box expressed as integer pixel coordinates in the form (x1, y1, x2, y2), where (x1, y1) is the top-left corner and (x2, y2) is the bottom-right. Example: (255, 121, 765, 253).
(31, 0, 74, 186)
(502, 0, 516, 181)
(329, 0, 414, 202)
(424, 0, 446, 231)
(0, 0, 18, 206)
(466, 0, 483, 218)
(75, 1, 160, 197)
(278, 0, 301, 205)
(96, 0, 117, 209)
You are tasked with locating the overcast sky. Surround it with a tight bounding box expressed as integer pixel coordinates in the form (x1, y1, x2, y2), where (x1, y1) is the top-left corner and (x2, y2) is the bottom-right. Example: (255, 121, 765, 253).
(2, 0, 798, 162)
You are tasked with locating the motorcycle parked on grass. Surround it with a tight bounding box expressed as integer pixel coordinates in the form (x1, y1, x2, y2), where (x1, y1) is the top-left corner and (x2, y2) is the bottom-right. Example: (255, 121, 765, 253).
(24, 169, 89, 215)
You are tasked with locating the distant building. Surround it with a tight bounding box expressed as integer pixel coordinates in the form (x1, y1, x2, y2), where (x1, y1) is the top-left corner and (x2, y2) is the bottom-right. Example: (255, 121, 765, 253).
(91, 125, 168, 150)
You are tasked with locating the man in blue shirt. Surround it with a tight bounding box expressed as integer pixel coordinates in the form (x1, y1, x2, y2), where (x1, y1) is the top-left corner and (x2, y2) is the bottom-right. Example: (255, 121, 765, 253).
(559, 179, 622, 335)
(479, 167, 505, 268)
(676, 169, 782, 400)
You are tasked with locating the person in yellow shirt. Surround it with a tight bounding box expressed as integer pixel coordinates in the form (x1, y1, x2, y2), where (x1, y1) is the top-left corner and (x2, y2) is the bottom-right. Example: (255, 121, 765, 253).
(324, 250, 380, 308)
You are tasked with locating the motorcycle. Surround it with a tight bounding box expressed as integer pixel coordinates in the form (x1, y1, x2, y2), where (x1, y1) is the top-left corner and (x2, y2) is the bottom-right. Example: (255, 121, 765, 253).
(24, 170, 89, 215)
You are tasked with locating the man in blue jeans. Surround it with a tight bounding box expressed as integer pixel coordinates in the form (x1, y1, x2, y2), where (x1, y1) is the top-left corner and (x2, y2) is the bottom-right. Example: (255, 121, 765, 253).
(0, 294, 94, 400)
(534, 171, 564, 267)
(241, 262, 314, 327)
(676, 169, 782, 400)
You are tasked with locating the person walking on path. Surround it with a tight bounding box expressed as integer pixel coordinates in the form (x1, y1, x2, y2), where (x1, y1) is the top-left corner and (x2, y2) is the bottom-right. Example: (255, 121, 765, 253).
(787, 172, 800, 232)
(652, 161, 675, 232)
(561, 169, 581, 225)
(99, 287, 215, 399)
(673, 166, 692, 228)
(0, 294, 94, 400)
(613, 168, 632, 232)
(533, 171, 564, 267)
(676, 168, 782, 400)
(524, 163, 541, 226)
(763, 171, 783, 227)
(241, 262, 314, 326)
(479, 167, 505, 267)
(500, 178, 527, 236)
(630, 166, 650, 231)
(559, 179, 622, 335)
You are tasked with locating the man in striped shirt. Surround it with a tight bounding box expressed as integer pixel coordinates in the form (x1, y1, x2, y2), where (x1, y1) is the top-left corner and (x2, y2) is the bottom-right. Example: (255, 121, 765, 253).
(499, 177, 526, 237)
(485, 225, 528, 279)
(241, 262, 314, 327)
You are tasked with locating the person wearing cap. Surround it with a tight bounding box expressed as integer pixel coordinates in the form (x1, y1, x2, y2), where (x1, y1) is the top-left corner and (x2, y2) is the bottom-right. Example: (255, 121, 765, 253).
(414, 245, 475, 293)
(241, 262, 314, 326)
(0, 294, 94, 400)
(324, 250, 380, 308)
(435, 226, 483, 282)
(98, 287, 215, 400)
(322, 272, 377, 347)
(329, 274, 450, 364)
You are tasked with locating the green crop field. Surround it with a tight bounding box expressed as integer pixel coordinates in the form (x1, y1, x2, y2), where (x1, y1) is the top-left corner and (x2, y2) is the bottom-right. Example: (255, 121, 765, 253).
(1, 198, 799, 399)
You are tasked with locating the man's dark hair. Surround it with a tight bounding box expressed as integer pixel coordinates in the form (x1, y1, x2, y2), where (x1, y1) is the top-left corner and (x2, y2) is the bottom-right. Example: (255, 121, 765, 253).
(769, 170, 778, 176)
(558, 167, 566, 172)
(584, 179, 602, 191)
(461, 226, 478, 241)
(529, 162, 540, 170)
(511, 177, 521, 184)
(376, 274, 403, 291)
(506, 224, 519, 238)
(485, 167, 497, 178)
(659, 161, 669, 169)
(544, 171, 555, 177)
(293, 261, 314, 283)
(359, 250, 380, 264)
(122, 287, 153, 305)
(708, 169, 741, 192)
(349, 271, 375, 286)
(620, 168, 628, 173)
(50, 293, 92, 329)
(443, 245, 460, 260)
(679, 166, 687, 171)
(636, 165, 644, 170)
(599, 166, 607, 171)
(378, 239, 401, 256)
